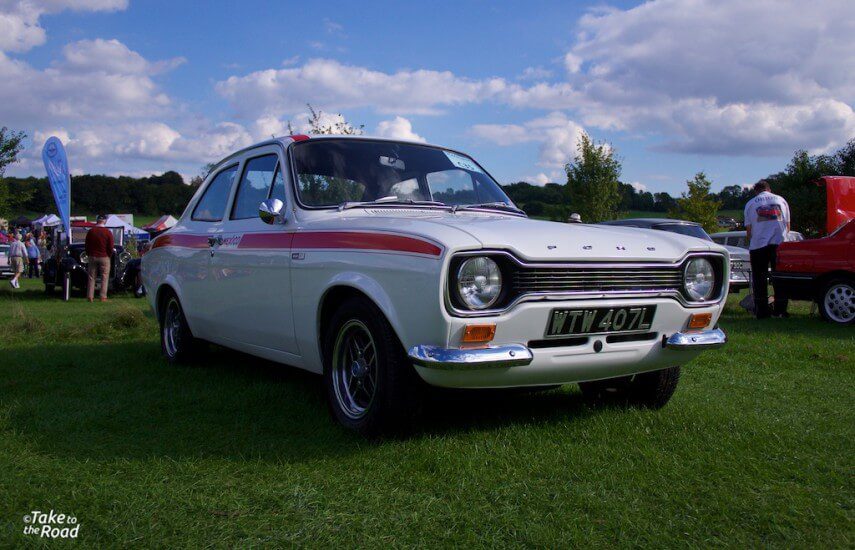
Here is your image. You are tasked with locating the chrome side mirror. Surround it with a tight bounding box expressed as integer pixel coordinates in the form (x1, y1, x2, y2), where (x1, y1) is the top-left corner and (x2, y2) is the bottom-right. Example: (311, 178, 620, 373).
(259, 198, 286, 225)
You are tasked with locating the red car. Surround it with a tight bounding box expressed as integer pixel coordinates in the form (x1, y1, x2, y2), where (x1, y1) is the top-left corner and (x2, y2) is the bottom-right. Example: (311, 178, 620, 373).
(772, 176, 854, 325)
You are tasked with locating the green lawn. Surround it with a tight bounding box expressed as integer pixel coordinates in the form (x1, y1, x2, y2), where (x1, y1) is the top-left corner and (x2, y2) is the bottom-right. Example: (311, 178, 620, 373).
(1, 278, 852, 546)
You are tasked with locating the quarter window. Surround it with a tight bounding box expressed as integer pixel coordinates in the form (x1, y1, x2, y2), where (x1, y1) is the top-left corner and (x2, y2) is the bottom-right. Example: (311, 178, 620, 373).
(231, 155, 281, 220)
(192, 165, 238, 222)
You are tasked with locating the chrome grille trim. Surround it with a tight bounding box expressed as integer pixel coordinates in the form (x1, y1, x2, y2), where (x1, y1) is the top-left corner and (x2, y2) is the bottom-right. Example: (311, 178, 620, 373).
(513, 267, 683, 294)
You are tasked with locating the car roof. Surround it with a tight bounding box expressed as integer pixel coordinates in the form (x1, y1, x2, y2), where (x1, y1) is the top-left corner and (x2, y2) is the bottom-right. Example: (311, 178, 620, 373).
(211, 134, 451, 174)
(600, 218, 700, 227)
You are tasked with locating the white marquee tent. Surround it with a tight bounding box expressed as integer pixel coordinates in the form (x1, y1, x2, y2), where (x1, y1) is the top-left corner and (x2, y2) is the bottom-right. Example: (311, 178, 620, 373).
(104, 214, 149, 240)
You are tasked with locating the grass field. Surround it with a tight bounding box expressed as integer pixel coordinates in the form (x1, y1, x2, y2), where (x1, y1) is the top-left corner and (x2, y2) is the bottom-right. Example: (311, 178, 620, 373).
(1, 278, 852, 546)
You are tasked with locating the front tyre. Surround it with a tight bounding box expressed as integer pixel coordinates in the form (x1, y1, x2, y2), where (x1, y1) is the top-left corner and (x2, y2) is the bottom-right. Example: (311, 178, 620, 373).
(818, 278, 855, 325)
(579, 366, 681, 409)
(324, 296, 423, 437)
(159, 294, 200, 364)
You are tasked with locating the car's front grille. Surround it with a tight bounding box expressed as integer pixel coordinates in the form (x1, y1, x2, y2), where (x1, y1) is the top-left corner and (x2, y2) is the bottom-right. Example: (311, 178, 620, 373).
(511, 266, 683, 294)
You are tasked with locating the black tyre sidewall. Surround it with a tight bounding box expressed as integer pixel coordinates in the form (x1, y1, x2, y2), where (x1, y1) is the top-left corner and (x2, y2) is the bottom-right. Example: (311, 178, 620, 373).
(160, 295, 196, 364)
(323, 296, 422, 437)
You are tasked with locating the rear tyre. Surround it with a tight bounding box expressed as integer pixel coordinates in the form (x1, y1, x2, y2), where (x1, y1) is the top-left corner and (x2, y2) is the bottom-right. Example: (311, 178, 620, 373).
(818, 278, 855, 325)
(323, 296, 423, 437)
(159, 293, 200, 364)
(44, 284, 55, 293)
(579, 366, 681, 409)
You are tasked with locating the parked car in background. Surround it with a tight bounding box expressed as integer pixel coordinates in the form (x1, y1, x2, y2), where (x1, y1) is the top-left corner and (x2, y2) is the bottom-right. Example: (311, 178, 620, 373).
(711, 230, 804, 249)
(716, 215, 739, 230)
(772, 176, 855, 325)
(143, 135, 729, 436)
(42, 223, 132, 296)
(600, 219, 749, 292)
(0, 243, 11, 278)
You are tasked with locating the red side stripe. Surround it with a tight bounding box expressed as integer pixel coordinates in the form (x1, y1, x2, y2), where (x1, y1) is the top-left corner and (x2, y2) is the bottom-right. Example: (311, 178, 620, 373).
(293, 232, 442, 256)
(152, 231, 442, 256)
(238, 232, 293, 249)
(151, 234, 209, 249)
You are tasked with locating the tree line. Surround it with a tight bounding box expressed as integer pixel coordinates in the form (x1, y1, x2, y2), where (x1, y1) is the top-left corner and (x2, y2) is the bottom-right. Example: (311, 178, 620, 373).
(2, 171, 195, 219)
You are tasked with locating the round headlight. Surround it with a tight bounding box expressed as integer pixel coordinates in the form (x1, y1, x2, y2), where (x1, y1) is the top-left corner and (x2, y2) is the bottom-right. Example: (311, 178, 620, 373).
(78, 251, 88, 264)
(684, 258, 715, 301)
(456, 256, 502, 310)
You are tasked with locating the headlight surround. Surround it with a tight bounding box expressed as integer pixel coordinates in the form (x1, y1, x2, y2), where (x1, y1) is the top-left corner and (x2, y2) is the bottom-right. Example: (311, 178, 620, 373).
(683, 257, 715, 301)
(78, 251, 89, 264)
(456, 256, 503, 310)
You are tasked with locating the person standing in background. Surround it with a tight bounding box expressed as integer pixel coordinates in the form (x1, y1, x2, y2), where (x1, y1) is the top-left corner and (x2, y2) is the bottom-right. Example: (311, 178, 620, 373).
(7, 233, 26, 289)
(744, 179, 791, 319)
(85, 214, 114, 302)
(25, 236, 40, 278)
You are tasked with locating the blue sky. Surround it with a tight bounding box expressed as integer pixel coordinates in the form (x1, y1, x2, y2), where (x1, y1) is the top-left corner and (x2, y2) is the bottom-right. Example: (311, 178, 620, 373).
(2, 0, 852, 194)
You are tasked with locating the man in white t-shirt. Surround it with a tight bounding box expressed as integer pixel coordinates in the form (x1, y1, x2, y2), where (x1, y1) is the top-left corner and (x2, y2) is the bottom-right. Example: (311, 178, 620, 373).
(744, 179, 790, 318)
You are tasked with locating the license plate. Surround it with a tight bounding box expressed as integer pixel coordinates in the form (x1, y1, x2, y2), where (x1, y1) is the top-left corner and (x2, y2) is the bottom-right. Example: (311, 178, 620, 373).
(546, 306, 656, 337)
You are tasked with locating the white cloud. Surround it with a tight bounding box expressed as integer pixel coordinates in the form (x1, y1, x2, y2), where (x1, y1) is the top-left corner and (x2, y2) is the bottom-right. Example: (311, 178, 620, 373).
(518, 66, 553, 81)
(375, 116, 425, 142)
(62, 38, 185, 75)
(562, 0, 855, 155)
(472, 112, 586, 168)
(215, 58, 515, 117)
(628, 181, 647, 192)
(0, 0, 128, 53)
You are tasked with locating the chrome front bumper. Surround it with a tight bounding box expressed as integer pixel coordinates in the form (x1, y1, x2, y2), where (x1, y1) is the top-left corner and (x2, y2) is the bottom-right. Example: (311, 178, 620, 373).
(665, 328, 727, 350)
(408, 344, 534, 370)
(409, 327, 726, 370)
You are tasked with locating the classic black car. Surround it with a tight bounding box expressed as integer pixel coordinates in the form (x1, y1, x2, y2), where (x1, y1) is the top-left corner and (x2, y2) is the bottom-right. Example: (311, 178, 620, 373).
(42, 224, 133, 297)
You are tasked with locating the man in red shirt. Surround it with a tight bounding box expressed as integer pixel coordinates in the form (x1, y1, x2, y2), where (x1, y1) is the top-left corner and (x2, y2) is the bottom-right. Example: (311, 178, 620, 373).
(85, 214, 114, 302)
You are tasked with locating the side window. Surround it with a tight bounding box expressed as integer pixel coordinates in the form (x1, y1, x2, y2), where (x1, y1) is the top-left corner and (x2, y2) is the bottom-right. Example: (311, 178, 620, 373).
(192, 165, 238, 222)
(269, 169, 286, 203)
(231, 154, 281, 220)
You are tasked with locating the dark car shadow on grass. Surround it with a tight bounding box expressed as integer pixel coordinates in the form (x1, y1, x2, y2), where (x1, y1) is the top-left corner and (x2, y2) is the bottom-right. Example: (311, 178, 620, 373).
(0, 341, 603, 462)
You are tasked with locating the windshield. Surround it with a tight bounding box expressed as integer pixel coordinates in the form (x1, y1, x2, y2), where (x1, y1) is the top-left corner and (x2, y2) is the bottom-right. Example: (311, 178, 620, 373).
(655, 223, 712, 242)
(291, 139, 513, 208)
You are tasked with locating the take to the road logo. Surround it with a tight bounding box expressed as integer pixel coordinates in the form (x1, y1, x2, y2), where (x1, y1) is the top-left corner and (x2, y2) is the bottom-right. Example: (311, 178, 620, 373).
(756, 205, 783, 221)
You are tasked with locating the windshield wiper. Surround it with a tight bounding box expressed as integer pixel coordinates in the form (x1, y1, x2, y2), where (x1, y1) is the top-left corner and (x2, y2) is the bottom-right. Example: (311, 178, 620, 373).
(338, 196, 448, 211)
(452, 202, 526, 215)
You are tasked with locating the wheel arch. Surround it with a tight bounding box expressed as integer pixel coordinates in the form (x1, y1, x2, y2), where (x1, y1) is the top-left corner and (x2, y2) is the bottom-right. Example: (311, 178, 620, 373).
(317, 279, 405, 368)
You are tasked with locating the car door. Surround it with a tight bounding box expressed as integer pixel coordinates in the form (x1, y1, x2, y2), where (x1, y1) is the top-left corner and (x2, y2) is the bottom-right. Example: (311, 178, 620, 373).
(178, 163, 238, 338)
(208, 147, 298, 356)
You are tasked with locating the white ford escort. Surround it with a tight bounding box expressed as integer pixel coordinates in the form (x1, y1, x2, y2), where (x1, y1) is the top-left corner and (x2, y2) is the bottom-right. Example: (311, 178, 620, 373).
(143, 135, 728, 436)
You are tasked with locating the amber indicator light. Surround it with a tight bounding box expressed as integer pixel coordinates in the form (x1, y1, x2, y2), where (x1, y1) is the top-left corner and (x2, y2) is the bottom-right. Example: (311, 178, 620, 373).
(688, 313, 712, 330)
(462, 324, 496, 343)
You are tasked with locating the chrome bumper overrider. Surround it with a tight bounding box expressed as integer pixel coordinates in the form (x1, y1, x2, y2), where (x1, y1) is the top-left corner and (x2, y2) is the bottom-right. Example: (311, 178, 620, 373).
(665, 328, 727, 350)
(408, 344, 534, 370)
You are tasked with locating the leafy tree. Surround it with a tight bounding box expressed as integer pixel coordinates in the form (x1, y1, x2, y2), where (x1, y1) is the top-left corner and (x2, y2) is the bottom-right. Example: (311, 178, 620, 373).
(289, 103, 364, 135)
(565, 133, 622, 223)
(716, 184, 750, 210)
(653, 192, 677, 212)
(669, 172, 721, 233)
(0, 127, 27, 217)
